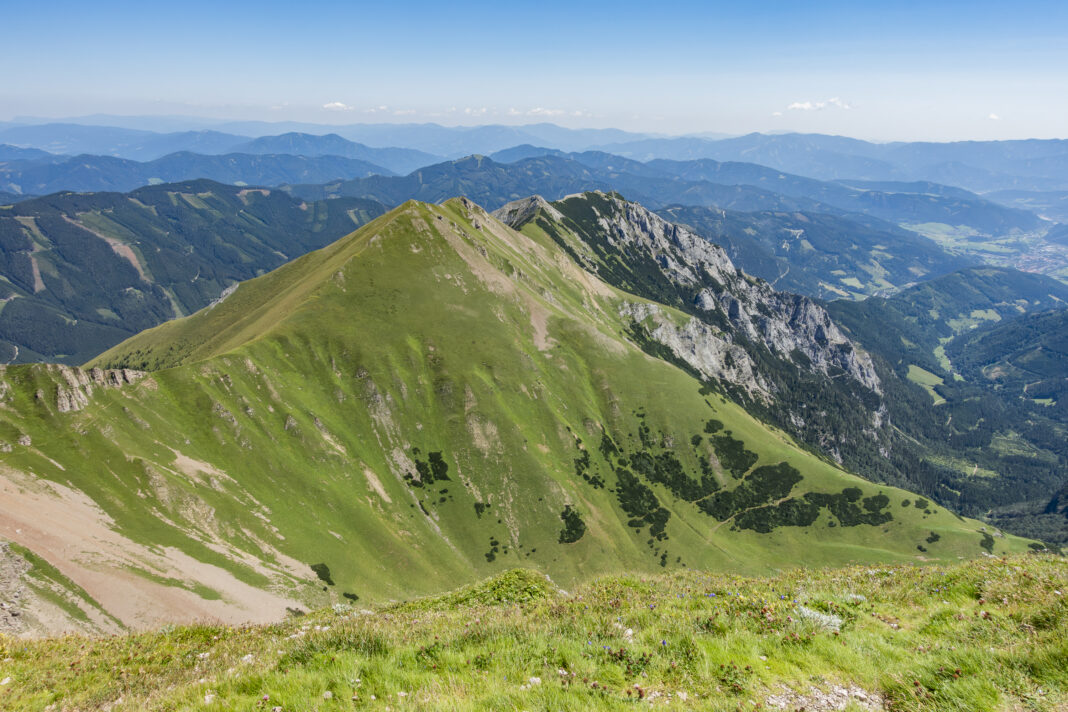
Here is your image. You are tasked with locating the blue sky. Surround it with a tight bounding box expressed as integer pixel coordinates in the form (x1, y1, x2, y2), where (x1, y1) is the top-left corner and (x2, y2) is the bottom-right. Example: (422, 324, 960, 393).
(4, 0, 1066, 140)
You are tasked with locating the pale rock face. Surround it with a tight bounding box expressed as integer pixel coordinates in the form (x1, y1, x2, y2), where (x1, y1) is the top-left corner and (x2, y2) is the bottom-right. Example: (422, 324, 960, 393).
(0, 364, 147, 414)
(497, 192, 880, 395)
(490, 195, 564, 228)
(619, 302, 769, 398)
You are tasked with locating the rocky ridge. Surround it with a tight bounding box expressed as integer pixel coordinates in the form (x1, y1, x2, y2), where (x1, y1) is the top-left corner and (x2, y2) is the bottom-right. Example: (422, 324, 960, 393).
(494, 192, 881, 394)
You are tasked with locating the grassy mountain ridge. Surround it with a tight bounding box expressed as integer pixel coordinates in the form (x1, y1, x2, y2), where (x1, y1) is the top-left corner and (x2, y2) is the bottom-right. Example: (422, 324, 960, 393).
(0, 198, 1027, 636)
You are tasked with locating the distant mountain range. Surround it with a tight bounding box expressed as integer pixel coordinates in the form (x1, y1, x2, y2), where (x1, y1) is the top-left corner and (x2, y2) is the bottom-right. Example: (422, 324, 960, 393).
(0, 151, 393, 195)
(287, 153, 1043, 237)
(230, 133, 438, 173)
(5, 120, 1066, 193)
(595, 132, 1068, 193)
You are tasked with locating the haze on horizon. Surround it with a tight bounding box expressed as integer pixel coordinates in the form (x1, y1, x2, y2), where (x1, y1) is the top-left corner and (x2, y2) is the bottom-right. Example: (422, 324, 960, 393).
(4, 0, 1067, 142)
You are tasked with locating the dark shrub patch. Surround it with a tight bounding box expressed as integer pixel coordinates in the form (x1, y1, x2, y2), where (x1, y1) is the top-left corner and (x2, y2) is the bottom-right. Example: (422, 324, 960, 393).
(558, 505, 587, 543)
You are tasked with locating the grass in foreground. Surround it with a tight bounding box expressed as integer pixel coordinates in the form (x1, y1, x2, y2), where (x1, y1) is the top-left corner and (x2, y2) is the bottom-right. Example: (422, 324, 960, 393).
(0, 555, 1065, 711)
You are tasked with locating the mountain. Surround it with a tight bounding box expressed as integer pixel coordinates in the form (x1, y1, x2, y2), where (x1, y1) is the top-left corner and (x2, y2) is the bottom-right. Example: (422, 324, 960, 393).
(657, 204, 972, 299)
(489, 144, 568, 163)
(643, 158, 1044, 235)
(986, 189, 1068, 223)
(0, 144, 55, 162)
(597, 133, 1068, 193)
(947, 308, 1068, 410)
(0, 151, 393, 196)
(4, 119, 654, 157)
(499, 195, 1068, 541)
(289, 154, 1039, 239)
(0, 123, 249, 160)
(0, 191, 33, 206)
(496, 192, 908, 480)
(0, 180, 386, 363)
(942, 308, 1068, 544)
(827, 267, 1068, 379)
(287, 154, 617, 207)
(0, 196, 1023, 634)
(230, 132, 440, 174)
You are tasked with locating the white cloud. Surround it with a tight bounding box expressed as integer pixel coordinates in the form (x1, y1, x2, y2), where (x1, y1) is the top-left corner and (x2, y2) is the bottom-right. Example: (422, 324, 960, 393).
(393, 109, 416, 116)
(527, 107, 565, 117)
(787, 97, 852, 112)
(322, 101, 353, 111)
(463, 106, 488, 116)
(988, 113, 1001, 120)
(771, 111, 783, 117)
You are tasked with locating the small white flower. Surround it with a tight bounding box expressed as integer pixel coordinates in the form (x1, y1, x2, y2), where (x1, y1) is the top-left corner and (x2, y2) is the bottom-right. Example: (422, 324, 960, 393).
(0, 677, 10, 686)
(240, 654, 254, 663)
(397, 691, 407, 697)
(323, 691, 333, 699)
(203, 692, 215, 703)
(528, 676, 541, 685)
(677, 691, 688, 701)
(197, 652, 210, 659)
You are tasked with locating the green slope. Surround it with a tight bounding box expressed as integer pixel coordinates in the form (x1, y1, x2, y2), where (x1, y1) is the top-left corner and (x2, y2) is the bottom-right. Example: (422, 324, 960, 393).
(0, 198, 1034, 635)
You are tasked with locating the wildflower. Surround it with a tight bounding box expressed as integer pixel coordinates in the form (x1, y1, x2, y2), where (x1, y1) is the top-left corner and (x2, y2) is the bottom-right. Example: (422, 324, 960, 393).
(241, 654, 255, 663)
(203, 692, 215, 703)
(323, 691, 333, 699)
(398, 691, 408, 697)
(1, 677, 10, 686)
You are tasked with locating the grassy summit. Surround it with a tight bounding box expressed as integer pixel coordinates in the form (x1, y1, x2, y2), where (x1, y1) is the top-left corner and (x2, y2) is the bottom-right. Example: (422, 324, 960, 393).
(0, 554, 1064, 710)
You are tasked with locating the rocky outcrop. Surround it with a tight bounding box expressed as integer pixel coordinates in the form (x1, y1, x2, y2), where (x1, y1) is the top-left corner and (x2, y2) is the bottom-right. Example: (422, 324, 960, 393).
(620, 302, 769, 397)
(497, 192, 880, 394)
(0, 542, 30, 636)
(4, 365, 147, 413)
(490, 195, 565, 227)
